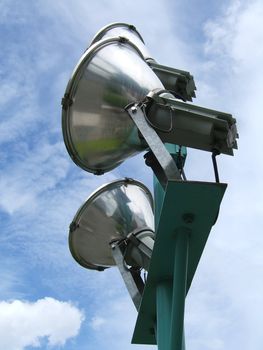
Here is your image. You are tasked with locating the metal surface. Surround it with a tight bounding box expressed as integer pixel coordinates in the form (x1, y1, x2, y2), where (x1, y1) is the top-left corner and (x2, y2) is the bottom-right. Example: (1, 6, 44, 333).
(169, 228, 189, 350)
(154, 163, 185, 350)
(62, 36, 164, 174)
(62, 23, 239, 350)
(90, 22, 152, 60)
(69, 178, 154, 270)
(111, 242, 143, 311)
(148, 61, 196, 102)
(126, 105, 182, 185)
(132, 180, 227, 345)
(125, 229, 155, 271)
(90, 23, 196, 102)
(145, 91, 238, 155)
(156, 282, 186, 350)
(156, 281, 173, 350)
(155, 228, 189, 350)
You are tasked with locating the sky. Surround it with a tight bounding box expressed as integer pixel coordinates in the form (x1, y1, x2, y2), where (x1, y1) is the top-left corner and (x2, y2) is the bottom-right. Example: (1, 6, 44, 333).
(0, 0, 262, 349)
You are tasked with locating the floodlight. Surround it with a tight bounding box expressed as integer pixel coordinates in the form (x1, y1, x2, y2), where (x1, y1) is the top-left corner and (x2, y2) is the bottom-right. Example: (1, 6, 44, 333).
(89, 22, 196, 101)
(69, 178, 154, 271)
(62, 34, 238, 185)
(62, 36, 164, 175)
(62, 34, 237, 181)
(62, 23, 239, 350)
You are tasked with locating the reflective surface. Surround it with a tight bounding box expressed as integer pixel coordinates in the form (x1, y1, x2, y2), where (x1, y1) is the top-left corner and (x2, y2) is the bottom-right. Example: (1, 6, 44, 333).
(69, 178, 154, 270)
(90, 22, 152, 60)
(62, 37, 164, 174)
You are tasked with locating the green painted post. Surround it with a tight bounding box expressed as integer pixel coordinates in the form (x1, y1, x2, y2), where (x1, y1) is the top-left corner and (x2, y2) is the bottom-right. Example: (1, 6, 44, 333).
(154, 179, 188, 350)
(153, 143, 186, 226)
(153, 144, 187, 350)
(156, 281, 172, 350)
(170, 228, 189, 350)
(133, 176, 226, 348)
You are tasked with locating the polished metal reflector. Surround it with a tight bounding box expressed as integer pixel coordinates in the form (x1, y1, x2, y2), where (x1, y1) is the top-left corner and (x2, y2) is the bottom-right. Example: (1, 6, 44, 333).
(90, 22, 152, 60)
(89, 22, 197, 102)
(62, 37, 164, 174)
(69, 178, 154, 271)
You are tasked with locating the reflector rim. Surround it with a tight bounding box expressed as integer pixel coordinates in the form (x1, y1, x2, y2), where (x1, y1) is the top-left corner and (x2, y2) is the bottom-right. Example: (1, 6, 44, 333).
(61, 36, 146, 175)
(68, 178, 154, 270)
(89, 22, 145, 47)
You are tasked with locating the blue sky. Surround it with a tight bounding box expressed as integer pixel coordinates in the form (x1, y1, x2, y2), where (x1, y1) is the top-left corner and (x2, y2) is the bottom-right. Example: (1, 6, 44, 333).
(0, 0, 263, 349)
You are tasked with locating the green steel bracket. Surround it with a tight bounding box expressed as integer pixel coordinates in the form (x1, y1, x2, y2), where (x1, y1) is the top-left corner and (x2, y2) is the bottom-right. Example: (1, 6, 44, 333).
(132, 180, 227, 346)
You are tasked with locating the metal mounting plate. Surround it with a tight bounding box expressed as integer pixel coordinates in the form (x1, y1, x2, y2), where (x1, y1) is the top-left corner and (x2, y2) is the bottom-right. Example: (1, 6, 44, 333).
(132, 180, 227, 344)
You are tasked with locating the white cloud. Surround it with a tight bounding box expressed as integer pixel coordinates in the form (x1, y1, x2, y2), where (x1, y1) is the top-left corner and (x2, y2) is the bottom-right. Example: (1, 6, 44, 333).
(181, 1, 263, 349)
(204, 0, 263, 66)
(90, 316, 106, 330)
(0, 141, 70, 214)
(36, 0, 194, 69)
(0, 297, 84, 350)
(0, 260, 25, 300)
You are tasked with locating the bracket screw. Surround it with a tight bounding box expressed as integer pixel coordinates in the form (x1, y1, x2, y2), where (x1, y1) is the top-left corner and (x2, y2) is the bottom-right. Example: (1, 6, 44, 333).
(182, 213, 195, 224)
(131, 106, 137, 114)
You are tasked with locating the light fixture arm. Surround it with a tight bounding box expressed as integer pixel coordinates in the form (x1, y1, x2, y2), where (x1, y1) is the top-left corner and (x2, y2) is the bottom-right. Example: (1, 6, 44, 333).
(125, 104, 182, 189)
(147, 60, 196, 102)
(111, 228, 155, 310)
(143, 90, 238, 156)
(111, 241, 144, 311)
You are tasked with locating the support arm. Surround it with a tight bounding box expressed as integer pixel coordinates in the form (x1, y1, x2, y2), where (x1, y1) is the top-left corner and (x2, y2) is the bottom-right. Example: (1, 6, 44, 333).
(126, 104, 182, 189)
(111, 242, 144, 311)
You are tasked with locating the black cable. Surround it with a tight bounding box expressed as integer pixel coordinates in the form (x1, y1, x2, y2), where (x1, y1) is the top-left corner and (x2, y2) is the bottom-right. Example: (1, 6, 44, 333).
(212, 149, 220, 183)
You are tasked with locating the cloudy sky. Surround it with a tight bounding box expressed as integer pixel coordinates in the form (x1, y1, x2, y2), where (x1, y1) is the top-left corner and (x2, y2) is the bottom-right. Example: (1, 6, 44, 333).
(0, 0, 262, 349)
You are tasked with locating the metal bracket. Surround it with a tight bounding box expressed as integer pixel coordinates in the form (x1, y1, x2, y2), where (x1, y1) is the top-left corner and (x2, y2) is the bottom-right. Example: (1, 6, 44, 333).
(132, 180, 227, 346)
(61, 93, 73, 110)
(126, 229, 154, 266)
(147, 61, 196, 102)
(111, 241, 144, 311)
(144, 91, 238, 155)
(126, 104, 182, 189)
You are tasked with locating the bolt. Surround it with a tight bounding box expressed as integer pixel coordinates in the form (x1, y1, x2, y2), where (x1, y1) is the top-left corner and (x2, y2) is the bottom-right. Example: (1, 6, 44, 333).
(119, 36, 128, 44)
(182, 213, 195, 224)
(149, 327, 155, 335)
(131, 106, 137, 114)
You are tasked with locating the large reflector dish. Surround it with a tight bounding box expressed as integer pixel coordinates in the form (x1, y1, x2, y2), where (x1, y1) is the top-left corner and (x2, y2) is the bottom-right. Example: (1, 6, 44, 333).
(62, 37, 164, 175)
(69, 178, 154, 270)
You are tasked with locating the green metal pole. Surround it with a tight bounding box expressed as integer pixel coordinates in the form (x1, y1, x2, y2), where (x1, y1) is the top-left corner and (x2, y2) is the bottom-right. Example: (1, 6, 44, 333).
(170, 228, 189, 350)
(133, 150, 225, 348)
(154, 144, 188, 350)
(156, 281, 172, 350)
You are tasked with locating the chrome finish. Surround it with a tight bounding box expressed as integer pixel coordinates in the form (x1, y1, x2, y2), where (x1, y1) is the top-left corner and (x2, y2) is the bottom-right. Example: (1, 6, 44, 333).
(90, 23, 196, 102)
(145, 91, 238, 155)
(147, 61, 197, 102)
(125, 229, 155, 271)
(90, 22, 152, 60)
(126, 104, 182, 186)
(69, 178, 154, 270)
(111, 242, 144, 311)
(62, 37, 164, 174)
